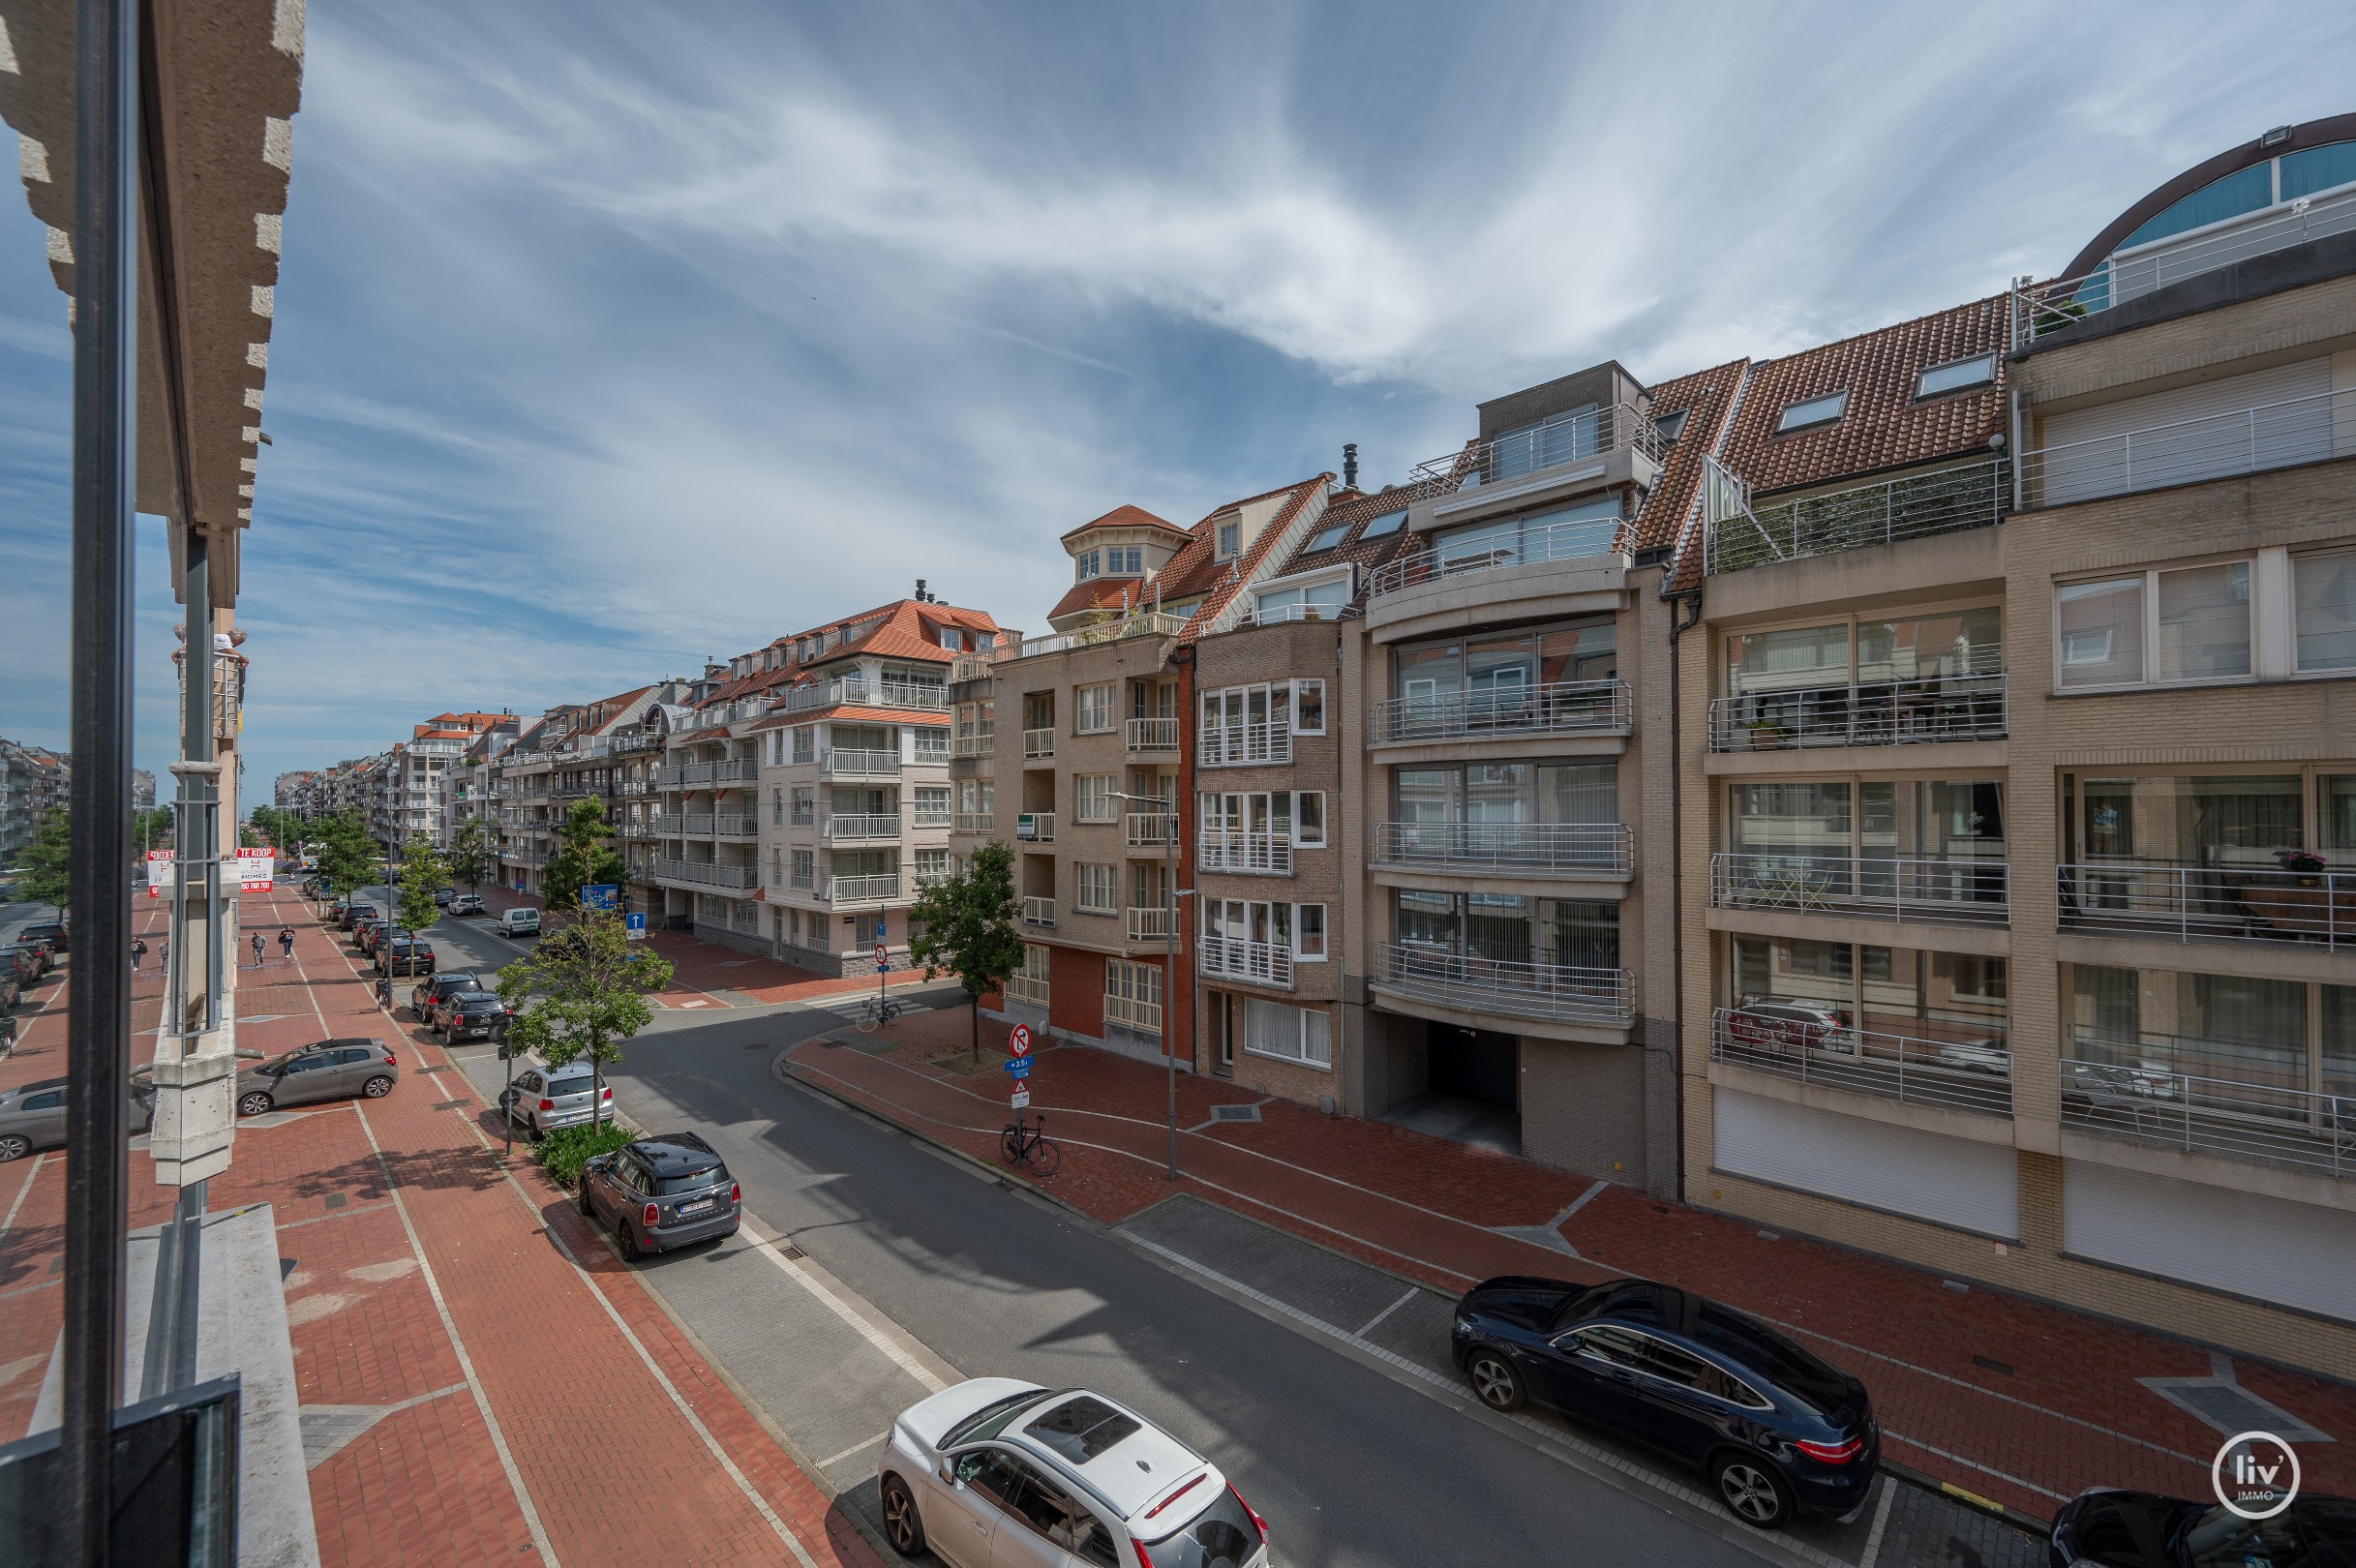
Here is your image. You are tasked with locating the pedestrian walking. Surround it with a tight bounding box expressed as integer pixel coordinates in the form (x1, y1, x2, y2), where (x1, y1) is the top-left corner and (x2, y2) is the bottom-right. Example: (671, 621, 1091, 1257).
(250, 931, 264, 969)
(278, 925, 294, 960)
(159, 938, 168, 971)
(130, 938, 147, 975)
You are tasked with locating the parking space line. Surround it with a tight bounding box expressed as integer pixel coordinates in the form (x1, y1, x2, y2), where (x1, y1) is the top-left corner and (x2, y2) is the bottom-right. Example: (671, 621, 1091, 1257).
(1857, 1480, 1895, 1568)
(0, 1154, 45, 1241)
(815, 1432, 887, 1470)
(1354, 1286, 1420, 1341)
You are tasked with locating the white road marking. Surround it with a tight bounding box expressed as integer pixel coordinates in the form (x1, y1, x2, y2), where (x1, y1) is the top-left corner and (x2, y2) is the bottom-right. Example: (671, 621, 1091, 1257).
(738, 1218, 949, 1394)
(0, 1153, 45, 1240)
(1858, 1478, 1896, 1567)
(815, 1432, 887, 1470)
(1354, 1286, 1420, 1341)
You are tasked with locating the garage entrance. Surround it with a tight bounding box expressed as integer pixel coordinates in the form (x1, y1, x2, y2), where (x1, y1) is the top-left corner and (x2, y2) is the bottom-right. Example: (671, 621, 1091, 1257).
(1380, 1022, 1521, 1156)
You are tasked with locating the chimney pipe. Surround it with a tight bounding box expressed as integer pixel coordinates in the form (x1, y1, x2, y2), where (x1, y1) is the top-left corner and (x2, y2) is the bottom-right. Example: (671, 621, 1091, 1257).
(915, 578, 928, 603)
(1342, 443, 1359, 491)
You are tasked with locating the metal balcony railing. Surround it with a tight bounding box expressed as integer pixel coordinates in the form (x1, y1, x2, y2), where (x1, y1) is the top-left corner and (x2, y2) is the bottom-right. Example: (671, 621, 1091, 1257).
(1369, 511, 1635, 600)
(1126, 906, 1177, 943)
(1375, 822, 1632, 876)
(1022, 896, 1057, 928)
(1002, 974, 1049, 1007)
(651, 814, 686, 834)
(911, 807, 951, 829)
(2060, 1058, 2354, 1180)
(649, 859, 757, 890)
(714, 814, 759, 838)
(1408, 401, 1665, 494)
(1707, 671, 2007, 751)
(952, 811, 994, 833)
(661, 763, 713, 787)
(2058, 861, 2356, 950)
(1374, 944, 1634, 1027)
(1705, 457, 2009, 576)
(1126, 812, 1176, 847)
(1198, 721, 1291, 768)
(712, 760, 755, 784)
(2022, 385, 2355, 508)
(2012, 183, 2356, 345)
(829, 873, 902, 902)
(1012, 612, 1186, 661)
(951, 730, 995, 758)
(1015, 812, 1055, 843)
(1198, 935, 1292, 989)
(1372, 678, 1630, 745)
(1022, 728, 1055, 760)
(823, 749, 900, 778)
(1232, 601, 1355, 629)
(1103, 991, 1163, 1034)
(1709, 853, 2009, 923)
(1199, 833, 1292, 874)
(825, 813, 901, 841)
(681, 813, 715, 834)
(1127, 717, 1180, 751)
(784, 676, 949, 713)
(1711, 1009, 2012, 1118)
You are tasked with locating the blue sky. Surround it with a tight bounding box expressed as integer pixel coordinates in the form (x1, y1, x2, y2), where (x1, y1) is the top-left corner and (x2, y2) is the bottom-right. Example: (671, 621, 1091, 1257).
(2, 2, 2352, 800)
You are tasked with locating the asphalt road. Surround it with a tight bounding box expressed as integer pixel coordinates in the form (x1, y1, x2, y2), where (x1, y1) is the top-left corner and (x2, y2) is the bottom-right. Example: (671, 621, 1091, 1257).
(400, 904, 1792, 1568)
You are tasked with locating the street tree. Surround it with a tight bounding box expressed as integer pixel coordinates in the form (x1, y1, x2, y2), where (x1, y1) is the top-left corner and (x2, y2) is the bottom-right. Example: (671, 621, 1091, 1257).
(310, 808, 377, 904)
(496, 911, 670, 1129)
(540, 799, 625, 920)
(907, 839, 1026, 1064)
(16, 806, 72, 913)
(396, 834, 448, 939)
(446, 812, 497, 894)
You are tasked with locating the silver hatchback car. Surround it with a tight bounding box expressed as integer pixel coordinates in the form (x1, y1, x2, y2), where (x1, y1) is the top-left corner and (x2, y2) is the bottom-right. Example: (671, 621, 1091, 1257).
(235, 1039, 400, 1117)
(497, 1059, 612, 1136)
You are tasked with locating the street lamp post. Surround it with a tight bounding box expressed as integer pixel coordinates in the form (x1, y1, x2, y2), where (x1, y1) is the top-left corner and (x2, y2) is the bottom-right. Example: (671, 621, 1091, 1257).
(1110, 788, 1188, 1179)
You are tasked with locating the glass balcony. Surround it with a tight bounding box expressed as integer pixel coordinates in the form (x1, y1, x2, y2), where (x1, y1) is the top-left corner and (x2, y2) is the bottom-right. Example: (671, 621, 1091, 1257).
(1372, 678, 1629, 746)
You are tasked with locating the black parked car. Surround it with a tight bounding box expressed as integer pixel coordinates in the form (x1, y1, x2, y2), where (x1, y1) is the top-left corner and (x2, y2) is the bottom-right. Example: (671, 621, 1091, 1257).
(437, 992, 511, 1044)
(411, 971, 484, 1025)
(18, 920, 67, 954)
(2048, 1489, 2356, 1566)
(376, 935, 436, 977)
(577, 1130, 740, 1261)
(1452, 1276, 1877, 1529)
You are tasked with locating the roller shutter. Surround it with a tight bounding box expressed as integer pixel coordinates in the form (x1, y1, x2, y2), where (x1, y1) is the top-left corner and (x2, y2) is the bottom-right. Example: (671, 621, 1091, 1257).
(2039, 357, 2333, 505)
(2063, 1161, 2356, 1323)
(1712, 1088, 2018, 1239)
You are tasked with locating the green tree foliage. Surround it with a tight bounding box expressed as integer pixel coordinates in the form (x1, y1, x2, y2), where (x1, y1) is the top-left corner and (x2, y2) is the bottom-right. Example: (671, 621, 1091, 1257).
(16, 806, 72, 911)
(130, 807, 174, 860)
(446, 812, 497, 894)
(496, 912, 671, 1128)
(906, 840, 1026, 1062)
(396, 834, 448, 939)
(309, 808, 378, 903)
(540, 799, 625, 920)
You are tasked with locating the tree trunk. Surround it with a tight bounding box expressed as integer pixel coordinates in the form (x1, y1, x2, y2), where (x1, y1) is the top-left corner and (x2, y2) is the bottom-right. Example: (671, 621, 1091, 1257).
(971, 988, 980, 1065)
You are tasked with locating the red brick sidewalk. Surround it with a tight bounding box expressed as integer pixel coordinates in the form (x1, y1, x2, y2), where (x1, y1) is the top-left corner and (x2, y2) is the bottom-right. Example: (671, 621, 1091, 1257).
(784, 1008, 2356, 1523)
(0, 888, 886, 1568)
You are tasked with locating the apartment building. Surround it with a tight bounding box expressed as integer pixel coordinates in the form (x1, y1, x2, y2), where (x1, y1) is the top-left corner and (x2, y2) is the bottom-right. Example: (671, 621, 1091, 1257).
(969, 480, 1333, 1067)
(0, 739, 68, 860)
(1676, 116, 2356, 1372)
(635, 593, 1003, 964)
(494, 710, 566, 890)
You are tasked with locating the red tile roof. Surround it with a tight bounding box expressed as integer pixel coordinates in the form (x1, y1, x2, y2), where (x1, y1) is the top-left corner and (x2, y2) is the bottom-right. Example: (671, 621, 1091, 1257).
(1149, 476, 1330, 627)
(1717, 295, 2008, 498)
(684, 598, 1005, 715)
(1631, 359, 1747, 558)
(1269, 484, 1431, 601)
(1046, 577, 1148, 621)
(1057, 503, 1189, 545)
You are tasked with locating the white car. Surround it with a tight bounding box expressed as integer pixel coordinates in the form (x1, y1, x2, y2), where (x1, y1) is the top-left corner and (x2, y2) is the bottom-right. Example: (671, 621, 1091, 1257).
(877, 1378, 1270, 1568)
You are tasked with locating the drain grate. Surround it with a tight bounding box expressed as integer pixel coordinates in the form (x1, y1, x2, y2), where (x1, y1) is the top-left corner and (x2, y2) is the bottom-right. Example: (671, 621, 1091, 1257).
(430, 1099, 468, 1111)
(779, 1244, 805, 1260)
(1972, 1354, 2013, 1375)
(2142, 1376, 2333, 1442)
(1208, 1103, 1261, 1124)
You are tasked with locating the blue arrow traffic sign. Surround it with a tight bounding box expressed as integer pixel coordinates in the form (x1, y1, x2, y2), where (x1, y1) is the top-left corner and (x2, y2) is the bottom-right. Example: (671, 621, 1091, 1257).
(1003, 1056, 1033, 1078)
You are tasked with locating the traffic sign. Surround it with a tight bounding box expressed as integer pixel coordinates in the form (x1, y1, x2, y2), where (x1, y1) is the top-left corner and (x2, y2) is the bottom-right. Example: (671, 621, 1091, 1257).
(874, 943, 888, 966)
(876, 920, 887, 940)
(582, 884, 619, 913)
(1010, 1086, 1030, 1110)
(1008, 1023, 1033, 1058)
(1003, 1056, 1032, 1079)
(624, 912, 648, 943)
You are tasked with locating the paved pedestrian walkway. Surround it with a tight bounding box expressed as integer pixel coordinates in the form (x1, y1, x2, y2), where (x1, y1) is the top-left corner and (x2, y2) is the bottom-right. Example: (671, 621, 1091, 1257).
(783, 1006, 2356, 1526)
(0, 888, 886, 1568)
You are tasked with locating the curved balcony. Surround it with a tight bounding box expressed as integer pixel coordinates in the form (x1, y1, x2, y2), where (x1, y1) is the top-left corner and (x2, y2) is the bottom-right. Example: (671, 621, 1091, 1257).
(1709, 853, 2009, 924)
(1375, 822, 1631, 877)
(1372, 678, 1629, 747)
(1372, 943, 1632, 1027)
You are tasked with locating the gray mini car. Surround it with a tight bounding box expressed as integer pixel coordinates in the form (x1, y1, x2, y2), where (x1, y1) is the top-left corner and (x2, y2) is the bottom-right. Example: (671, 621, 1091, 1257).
(0, 1075, 156, 1161)
(577, 1130, 740, 1260)
(235, 1039, 400, 1117)
(498, 1059, 612, 1136)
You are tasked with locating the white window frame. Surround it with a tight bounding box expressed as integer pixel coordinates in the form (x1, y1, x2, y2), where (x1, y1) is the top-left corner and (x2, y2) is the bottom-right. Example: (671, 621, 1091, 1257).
(1239, 998, 1333, 1070)
(1295, 903, 1327, 961)
(2053, 554, 2258, 693)
(1914, 354, 1996, 400)
(1075, 682, 1117, 735)
(792, 726, 816, 764)
(1217, 520, 1240, 559)
(1291, 679, 1325, 736)
(1076, 550, 1101, 582)
(2292, 547, 2356, 677)
(1776, 390, 1849, 433)
(1076, 862, 1118, 914)
(1075, 774, 1116, 824)
(1292, 791, 1327, 848)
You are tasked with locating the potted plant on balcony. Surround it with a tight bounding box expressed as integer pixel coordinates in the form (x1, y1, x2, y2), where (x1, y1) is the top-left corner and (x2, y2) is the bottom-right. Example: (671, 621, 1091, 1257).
(2276, 848, 2328, 888)
(1742, 717, 1788, 749)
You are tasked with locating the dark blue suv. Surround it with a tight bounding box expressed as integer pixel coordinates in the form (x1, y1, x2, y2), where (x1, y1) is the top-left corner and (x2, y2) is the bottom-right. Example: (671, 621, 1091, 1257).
(1452, 1276, 1877, 1529)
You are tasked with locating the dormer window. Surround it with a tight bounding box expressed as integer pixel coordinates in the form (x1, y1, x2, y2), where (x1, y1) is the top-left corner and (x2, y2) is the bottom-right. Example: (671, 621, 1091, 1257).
(1654, 408, 1690, 442)
(1776, 391, 1849, 434)
(1217, 521, 1240, 559)
(939, 627, 961, 650)
(1076, 550, 1101, 582)
(1915, 355, 1996, 400)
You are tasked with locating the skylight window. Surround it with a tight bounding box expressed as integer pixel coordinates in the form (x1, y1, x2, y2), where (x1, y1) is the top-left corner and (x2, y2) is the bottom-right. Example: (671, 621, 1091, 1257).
(1305, 523, 1351, 552)
(1915, 355, 1995, 399)
(1654, 408, 1690, 442)
(1359, 508, 1406, 537)
(1776, 391, 1849, 433)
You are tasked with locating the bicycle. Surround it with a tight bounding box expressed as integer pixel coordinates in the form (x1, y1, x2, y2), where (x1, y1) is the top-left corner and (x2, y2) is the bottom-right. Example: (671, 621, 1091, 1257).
(999, 1112, 1063, 1178)
(852, 995, 903, 1034)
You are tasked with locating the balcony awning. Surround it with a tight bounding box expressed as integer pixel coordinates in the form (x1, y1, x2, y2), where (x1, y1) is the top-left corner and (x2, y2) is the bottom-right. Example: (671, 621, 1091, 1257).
(0, 0, 305, 606)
